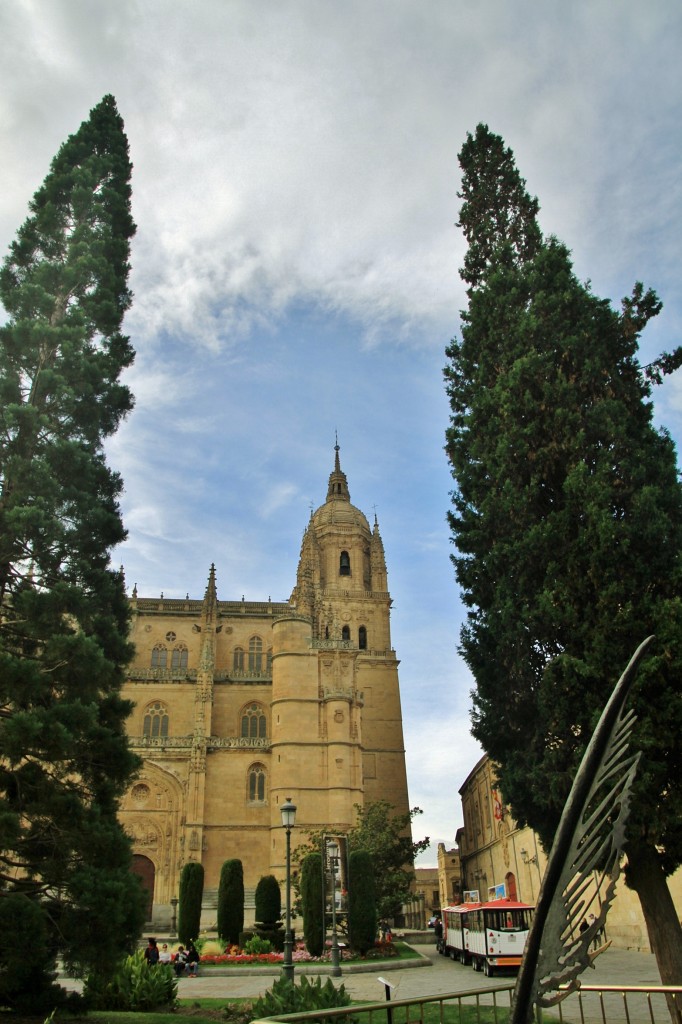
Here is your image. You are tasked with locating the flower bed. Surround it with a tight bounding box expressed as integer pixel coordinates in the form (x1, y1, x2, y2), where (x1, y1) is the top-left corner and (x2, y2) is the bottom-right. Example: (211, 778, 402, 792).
(198, 939, 400, 966)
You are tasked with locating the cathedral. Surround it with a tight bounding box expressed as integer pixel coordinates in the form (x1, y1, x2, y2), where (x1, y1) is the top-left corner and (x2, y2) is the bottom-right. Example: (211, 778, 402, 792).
(119, 447, 412, 926)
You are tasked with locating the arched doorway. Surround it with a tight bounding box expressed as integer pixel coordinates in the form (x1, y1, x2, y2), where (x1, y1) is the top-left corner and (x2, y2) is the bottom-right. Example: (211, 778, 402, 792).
(505, 871, 518, 901)
(132, 854, 155, 921)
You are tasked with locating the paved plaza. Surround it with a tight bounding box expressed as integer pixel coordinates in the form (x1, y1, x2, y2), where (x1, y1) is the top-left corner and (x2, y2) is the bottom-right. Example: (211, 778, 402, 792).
(62, 940, 667, 1017)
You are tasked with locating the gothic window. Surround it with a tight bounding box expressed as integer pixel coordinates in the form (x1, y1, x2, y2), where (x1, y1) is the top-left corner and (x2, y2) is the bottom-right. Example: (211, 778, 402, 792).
(151, 645, 167, 669)
(341, 625, 351, 641)
(249, 635, 263, 672)
(248, 763, 266, 802)
(233, 646, 245, 670)
(339, 550, 351, 576)
(171, 644, 188, 670)
(266, 648, 273, 673)
(241, 703, 267, 739)
(358, 625, 367, 650)
(143, 701, 169, 738)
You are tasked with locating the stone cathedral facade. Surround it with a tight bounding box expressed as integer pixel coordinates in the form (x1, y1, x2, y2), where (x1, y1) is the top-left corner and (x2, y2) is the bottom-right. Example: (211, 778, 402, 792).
(119, 448, 411, 926)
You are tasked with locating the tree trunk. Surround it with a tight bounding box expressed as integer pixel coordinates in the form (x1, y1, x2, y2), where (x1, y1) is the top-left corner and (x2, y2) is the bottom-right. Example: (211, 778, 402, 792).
(625, 840, 682, 1024)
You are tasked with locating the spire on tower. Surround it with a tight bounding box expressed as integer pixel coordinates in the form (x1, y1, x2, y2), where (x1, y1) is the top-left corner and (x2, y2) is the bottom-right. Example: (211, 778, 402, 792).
(326, 438, 351, 502)
(203, 563, 218, 622)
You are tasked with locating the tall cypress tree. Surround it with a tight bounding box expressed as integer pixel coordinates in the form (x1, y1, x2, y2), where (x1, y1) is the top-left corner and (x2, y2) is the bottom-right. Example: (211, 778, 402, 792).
(445, 124, 682, 990)
(348, 850, 376, 955)
(0, 95, 144, 1007)
(300, 852, 324, 956)
(178, 862, 205, 945)
(217, 858, 244, 945)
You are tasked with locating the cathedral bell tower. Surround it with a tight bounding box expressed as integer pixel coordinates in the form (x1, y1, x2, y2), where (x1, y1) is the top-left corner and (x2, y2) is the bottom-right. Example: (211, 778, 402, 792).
(270, 445, 410, 852)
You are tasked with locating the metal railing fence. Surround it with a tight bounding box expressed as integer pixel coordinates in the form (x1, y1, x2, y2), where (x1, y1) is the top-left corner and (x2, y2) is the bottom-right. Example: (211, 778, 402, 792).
(252, 982, 682, 1024)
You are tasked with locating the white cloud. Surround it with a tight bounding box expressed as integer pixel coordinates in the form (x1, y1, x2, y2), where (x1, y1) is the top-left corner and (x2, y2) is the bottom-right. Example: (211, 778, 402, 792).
(2, 0, 682, 858)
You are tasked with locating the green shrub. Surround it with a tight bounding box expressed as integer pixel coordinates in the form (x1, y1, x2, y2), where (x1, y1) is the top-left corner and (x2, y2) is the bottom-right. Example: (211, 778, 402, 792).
(348, 849, 377, 954)
(252, 975, 354, 1023)
(244, 934, 273, 955)
(301, 851, 324, 956)
(0, 892, 74, 1014)
(84, 950, 177, 1010)
(217, 858, 244, 945)
(238, 929, 255, 948)
(178, 861, 204, 945)
(255, 873, 281, 925)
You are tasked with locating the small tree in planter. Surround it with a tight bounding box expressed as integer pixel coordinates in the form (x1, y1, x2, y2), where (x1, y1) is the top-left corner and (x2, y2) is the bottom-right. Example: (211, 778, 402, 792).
(217, 859, 244, 946)
(255, 874, 284, 951)
(348, 850, 377, 955)
(301, 852, 324, 956)
(178, 862, 204, 945)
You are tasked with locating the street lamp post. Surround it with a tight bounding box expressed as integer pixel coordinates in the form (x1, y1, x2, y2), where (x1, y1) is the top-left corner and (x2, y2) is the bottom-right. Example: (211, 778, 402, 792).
(327, 840, 342, 977)
(170, 897, 179, 937)
(281, 797, 297, 982)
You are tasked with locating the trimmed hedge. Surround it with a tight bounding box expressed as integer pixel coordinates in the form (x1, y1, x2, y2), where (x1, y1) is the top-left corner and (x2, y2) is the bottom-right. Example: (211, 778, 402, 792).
(348, 849, 376, 954)
(301, 851, 324, 956)
(178, 861, 204, 945)
(217, 858, 244, 945)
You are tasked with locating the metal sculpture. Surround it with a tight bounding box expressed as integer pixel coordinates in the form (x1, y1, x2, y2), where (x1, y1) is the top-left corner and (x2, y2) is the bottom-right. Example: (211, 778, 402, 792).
(509, 635, 652, 1024)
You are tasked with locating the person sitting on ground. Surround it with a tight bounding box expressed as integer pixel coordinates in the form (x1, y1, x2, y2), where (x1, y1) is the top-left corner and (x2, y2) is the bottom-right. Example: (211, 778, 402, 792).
(173, 945, 188, 976)
(187, 941, 200, 977)
(143, 938, 159, 965)
(159, 942, 171, 964)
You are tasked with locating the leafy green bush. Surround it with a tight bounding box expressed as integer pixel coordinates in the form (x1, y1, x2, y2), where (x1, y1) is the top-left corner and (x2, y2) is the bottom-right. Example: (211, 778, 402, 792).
(244, 934, 273, 955)
(84, 950, 177, 1010)
(252, 975, 354, 1022)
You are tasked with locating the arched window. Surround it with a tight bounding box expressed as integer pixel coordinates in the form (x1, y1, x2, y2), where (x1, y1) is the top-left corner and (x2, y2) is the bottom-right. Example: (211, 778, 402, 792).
(151, 645, 167, 669)
(241, 703, 267, 739)
(341, 625, 351, 641)
(358, 625, 367, 650)
(339, 551, 351, 576)
(143, 701, 169, 738)
(249, 635, 263, 672)
(233, 647, 245, 671)
(171, 644, 188, 670)
(248, 763, 266, 802)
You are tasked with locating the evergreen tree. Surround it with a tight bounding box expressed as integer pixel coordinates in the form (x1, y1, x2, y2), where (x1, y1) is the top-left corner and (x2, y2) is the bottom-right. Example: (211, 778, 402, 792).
(217, 858, 244, 945)
(0, 95, 144, 1004)
(255, 873, 284, 950)
(293, 802, 429, 921)
(348, 850, 376, 955)
(178, 862, 204, 945)
(255, 873, 282, 925)
(300, 852, 324, 957)
(445, 123, 682, 991)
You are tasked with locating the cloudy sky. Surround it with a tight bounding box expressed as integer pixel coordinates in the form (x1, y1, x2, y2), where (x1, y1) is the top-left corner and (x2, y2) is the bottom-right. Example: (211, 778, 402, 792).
(2, 1, 681, 865)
